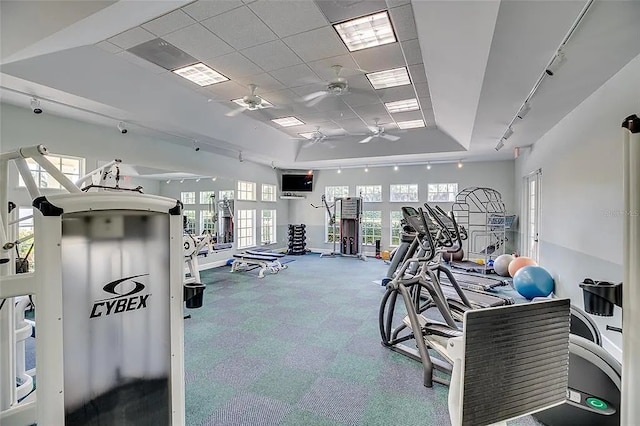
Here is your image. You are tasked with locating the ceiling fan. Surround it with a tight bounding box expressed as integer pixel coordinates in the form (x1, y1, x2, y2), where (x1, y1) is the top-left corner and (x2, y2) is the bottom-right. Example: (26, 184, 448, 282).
(296, 127, 341, 148)
(301, 65, 371, 107)
(358, 119, 401, 144)
(226, 84, 274, 117)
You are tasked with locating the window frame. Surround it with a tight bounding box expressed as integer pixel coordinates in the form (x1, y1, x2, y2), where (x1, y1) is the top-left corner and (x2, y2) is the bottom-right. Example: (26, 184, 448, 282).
(261, 209, 277, 245)
(361, 210, 382, 246)
(427, 183, 459, 203)
(261, 183, 277, 202)
(356, 185, 383, 202)
(237, 208, 256, 249)
(237, 180, 257, 201)
(181, 191, 196, 205)
(18, 154, 84, 189)
(389, 184, 419, 202)
(390, 210, 403, 247)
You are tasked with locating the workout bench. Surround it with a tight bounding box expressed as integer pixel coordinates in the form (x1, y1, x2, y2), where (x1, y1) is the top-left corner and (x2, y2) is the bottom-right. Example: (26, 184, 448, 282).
(231, 252, 287, 278)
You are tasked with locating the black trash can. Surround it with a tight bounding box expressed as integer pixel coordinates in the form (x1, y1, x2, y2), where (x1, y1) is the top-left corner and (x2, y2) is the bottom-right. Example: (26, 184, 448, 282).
(183, 282, 206, 309)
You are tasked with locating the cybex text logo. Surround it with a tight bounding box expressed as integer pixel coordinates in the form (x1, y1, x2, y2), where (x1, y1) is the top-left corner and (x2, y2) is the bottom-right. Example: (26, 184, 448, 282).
(90, 274, 150, 319)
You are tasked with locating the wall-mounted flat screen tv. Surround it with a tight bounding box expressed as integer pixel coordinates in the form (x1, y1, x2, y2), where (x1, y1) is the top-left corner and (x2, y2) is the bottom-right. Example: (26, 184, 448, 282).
(281, 174, 313, 192)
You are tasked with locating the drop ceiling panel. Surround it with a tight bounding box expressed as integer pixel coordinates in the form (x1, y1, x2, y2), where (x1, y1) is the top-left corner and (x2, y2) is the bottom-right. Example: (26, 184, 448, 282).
(108, 27, 156, 50)
(322, 106, 357, 121)
(401, 38, 422, 66)
(127, 38, 197, 70)
(206, 52, 264, 78)
(240, 40, 303, 71)
(204, 80, 248, 100)
(312, 96, 348, 112)
(116, 50, 167, 74)
(182, 0, 244, 21)
(202, 7, 278, 50)
(418, 97, 433, 111)
(235, 72, 285, 93)
(408, 63, 427, 84)
(342, 91, 380, 108)
(308, 54, 362, 80)
(142, 10, 196, 37)
(163, 24, 234, 61)
(95, 41, 122, 54)
(351, 43, 406, 72)
(343, 73, 374, 91)
(316, 0, 388, 23)
(388, 4, 418, 42)
(294, 111, 333, 124)
(414, 82, 430, 98)
(259, 88, 298, 106)
(376, 84, 417, 102)
(269, 64, 321, 88)
(290, 83, 324, 99)
(351, 102, 390, 120)
(283, 27, 348, 62)
(386, 0, 412, 8)
(390, 110, 423, 122)
(248, 1, 328, 38)
(335, 117, 369, 133)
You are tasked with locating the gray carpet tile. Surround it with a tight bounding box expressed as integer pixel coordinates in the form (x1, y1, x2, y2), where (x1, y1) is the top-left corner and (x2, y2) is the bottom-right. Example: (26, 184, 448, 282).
(298, 377, 372, 426)
(205, 392, 293, 426)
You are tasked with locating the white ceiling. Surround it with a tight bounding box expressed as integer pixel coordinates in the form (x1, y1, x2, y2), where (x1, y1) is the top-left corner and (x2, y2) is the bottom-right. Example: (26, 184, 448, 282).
(1, 0, 639, 171)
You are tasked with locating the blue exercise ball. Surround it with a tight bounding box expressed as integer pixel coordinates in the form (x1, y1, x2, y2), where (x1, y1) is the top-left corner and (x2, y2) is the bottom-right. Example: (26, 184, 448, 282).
(513, 265, 554, 299)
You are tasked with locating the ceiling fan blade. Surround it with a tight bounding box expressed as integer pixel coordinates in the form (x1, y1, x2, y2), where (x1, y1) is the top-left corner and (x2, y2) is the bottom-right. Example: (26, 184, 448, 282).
(301, 91, 328, 102)
(347, 87, 377, 97)
(359, 136, 373, 144)
(306, 93, 329, 107)
(225, 106, 246, 117)
(382, 134, 401, 142)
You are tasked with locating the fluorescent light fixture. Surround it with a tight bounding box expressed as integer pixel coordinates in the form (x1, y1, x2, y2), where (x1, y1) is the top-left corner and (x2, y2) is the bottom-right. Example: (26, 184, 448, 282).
(172, 63, 228, 86)
(366, 67, 410, 90)
(298, 132, 316, 140)
(503, 127, 514, 140)
(333, 11, 396, 52)
(397, 119, 425, 130)
(231, 97, 272, 109)
(517, 102, 531, 119)
(272, 116, 305, 127)
(385, 98, 419, 114)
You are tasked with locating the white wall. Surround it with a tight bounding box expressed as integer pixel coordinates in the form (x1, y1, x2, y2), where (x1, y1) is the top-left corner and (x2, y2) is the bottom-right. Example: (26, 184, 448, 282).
(289, 161, 515, 255)
(515, 52, 640, 358)
(0, 102, 289, 267)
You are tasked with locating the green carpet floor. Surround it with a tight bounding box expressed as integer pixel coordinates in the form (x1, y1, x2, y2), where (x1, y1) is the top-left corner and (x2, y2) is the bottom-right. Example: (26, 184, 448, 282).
(184, 253, 542, 426)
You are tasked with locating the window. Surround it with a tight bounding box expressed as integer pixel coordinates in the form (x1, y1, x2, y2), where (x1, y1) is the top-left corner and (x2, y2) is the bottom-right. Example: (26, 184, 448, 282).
(19, 155, 83, 189)
(200, 210, 216, 234)
(183, 210, 196, 234)
(181, 192, 196, 205)
(237, 180, 256, 201)
(428, 183, 459, 202)
(390, 184, 419, 202)
(524, 170, 542, 262)
(200, 191, 216, 205)
(237, 209, 256, 249)
(356, 185, 382, 202)
(325, 185, 349, 202)
(361, 211, 382, 246)
(390, 211, 403, 246)
(262, 184, 277, 202)
(261, 210, 276, 244)
(325, 208, 341, 243)
(219, 190, 234, 200)
(15, 208, 35, 271)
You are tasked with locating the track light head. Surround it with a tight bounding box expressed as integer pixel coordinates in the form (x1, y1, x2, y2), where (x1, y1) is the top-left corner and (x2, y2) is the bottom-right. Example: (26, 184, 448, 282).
(495, 139, 505, 151)
(117, 121, 128, 134)
(30, 98, 42, 114)
(503, 127, 514, 140)
(545, 50, 566, 76)
(517, 102, 531, 119)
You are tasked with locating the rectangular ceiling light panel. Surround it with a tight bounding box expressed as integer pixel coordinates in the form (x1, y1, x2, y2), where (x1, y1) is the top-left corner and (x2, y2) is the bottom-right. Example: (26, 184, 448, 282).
(334, 11, 396, 52)
(366, 67, 410, 89)
(385, 98, 419, 113)
(272, 116, 305, 127)
(397, 119, 425, 129)
(173, 63, 228, 86)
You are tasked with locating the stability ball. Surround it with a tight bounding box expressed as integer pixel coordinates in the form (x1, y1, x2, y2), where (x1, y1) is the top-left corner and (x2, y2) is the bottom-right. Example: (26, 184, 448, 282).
(494, 254, 514, 277)
(513, 265, 554, 299)
(442, 249, 464, 262)
(508, 256, 537, 277)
